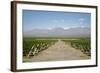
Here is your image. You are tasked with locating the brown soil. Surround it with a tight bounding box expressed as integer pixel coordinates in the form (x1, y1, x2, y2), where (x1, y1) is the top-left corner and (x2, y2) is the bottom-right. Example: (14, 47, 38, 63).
(23, 40, 90, 62)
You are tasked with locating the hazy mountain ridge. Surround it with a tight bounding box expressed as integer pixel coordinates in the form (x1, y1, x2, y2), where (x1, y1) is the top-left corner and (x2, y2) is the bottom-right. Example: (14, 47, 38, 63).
(23, 27, 90, 37)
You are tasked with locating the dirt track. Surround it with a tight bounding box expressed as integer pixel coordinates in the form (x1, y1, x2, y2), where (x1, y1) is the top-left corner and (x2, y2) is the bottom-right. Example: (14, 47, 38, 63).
(24, 40, 90, 62)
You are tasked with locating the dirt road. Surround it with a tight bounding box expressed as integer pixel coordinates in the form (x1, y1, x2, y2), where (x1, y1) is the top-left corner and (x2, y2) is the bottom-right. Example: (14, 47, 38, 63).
(24, 40, 90, 62)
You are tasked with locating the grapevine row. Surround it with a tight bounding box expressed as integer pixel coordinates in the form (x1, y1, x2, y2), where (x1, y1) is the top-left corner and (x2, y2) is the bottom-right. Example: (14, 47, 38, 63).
(63, 39, 91, 56)
(23, 39, 57, 57)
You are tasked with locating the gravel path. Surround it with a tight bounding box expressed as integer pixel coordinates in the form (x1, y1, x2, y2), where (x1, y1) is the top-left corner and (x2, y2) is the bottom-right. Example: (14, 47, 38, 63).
(23, 40, 90, 62)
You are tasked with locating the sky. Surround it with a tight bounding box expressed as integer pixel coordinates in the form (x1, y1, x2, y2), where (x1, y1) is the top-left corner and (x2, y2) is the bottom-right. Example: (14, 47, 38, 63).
(22, 10, 91, 32)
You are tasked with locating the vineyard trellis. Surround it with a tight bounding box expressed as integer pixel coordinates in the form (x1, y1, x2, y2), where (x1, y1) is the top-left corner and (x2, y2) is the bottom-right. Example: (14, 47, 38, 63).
(23, 39, 57, 58)
(62, 38, 91, 56)
(23, 38, 91, 58)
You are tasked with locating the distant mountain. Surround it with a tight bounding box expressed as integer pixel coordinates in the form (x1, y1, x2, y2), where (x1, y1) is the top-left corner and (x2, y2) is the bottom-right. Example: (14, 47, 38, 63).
(23, 27, 90, 37)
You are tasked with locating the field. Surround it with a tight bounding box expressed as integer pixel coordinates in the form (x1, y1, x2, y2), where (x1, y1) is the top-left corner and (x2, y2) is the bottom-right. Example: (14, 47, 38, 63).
(23, 37, 91, 62)
(23, 38, 57, 57)
(62, 38, 91, 56)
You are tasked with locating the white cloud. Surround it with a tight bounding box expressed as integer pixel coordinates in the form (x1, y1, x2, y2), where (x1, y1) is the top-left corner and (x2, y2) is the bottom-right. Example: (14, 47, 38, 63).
(61, 19, 65, 22)
(53, 19, 65, 23)
(47, 27, 52, 30)
(53, 20, 59, 23)
(79, 18, 85, 25)
(63, 25, 87, 30)
(79, 18, 84, 21)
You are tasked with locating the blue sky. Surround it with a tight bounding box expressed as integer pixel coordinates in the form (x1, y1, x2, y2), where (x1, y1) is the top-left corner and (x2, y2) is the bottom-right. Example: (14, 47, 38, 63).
(23, 10, 91, 31)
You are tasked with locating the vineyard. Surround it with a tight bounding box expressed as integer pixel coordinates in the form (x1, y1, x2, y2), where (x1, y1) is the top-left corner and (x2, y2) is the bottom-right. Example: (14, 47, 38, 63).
(63, 38, 91, 56)
(23, 38, 57, 57)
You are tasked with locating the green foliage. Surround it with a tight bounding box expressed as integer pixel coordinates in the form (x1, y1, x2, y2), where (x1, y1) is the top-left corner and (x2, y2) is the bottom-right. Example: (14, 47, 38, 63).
(23, 38, 57, 56)
(63, 38, 91, 56)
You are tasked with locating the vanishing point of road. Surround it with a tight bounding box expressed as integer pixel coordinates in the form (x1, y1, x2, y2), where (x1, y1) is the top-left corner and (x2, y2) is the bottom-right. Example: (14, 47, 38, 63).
(24, 40, 90, 62)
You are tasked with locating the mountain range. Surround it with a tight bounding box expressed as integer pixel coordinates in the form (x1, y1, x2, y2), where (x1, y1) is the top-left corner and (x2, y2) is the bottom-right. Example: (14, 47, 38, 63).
(23, 27, 90, 37)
